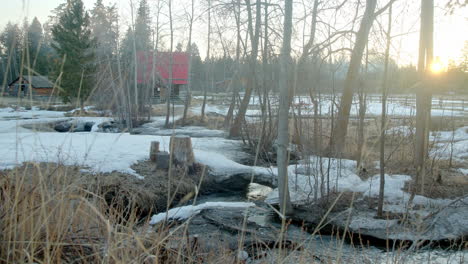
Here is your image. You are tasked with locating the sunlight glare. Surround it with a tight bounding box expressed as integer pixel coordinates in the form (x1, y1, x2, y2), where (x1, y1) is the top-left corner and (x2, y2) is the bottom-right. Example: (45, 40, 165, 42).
(430, 58, 444, 74)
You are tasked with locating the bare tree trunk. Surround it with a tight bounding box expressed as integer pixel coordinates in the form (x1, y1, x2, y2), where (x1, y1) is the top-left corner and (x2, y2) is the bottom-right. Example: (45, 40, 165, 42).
(413, 0, 434, 199)
(223, 5, 240, 128)
(357, 45, 369, 170)
(357, 91, 366, 168)
(130, 1, 139, 128)
(277, 0, 294, 216)
(182, 0, 195, 125)
(259, 1, 270, 149)
(229, 0, 261, 138)
(378, 4, 392, 218)
(331, 0, 377, 154)
(201, 0, 211, 121)
(165, 0, 174, 127)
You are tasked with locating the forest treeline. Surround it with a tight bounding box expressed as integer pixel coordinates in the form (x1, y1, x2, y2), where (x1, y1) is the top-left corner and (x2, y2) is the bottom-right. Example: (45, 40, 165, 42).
(1, 0, 466, 103)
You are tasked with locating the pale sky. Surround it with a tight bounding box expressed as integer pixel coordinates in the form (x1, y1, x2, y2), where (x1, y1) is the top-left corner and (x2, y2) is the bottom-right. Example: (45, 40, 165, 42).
(0, 0, 466, 67)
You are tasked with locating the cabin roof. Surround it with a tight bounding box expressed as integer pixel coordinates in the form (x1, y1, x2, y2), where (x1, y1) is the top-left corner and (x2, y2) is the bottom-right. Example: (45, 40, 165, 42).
(9, 75, 54, 88)
(137, 52, 189, 85)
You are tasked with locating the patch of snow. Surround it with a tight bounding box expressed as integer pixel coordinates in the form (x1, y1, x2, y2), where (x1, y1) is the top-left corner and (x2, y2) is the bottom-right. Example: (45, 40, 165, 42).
(348, 212, 399, 230)
(387, 126, 413, 137)
(430, 126, 468, 142)
(266, 156, 453, 210)
(149, 201, 255, 225)
(0, 107, 66, 120)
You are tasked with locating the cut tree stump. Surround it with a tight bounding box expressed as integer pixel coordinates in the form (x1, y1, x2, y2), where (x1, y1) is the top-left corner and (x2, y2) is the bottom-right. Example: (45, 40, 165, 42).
(170, 135, 195, 167)
(156, 151, 170, 169)
(150, 141, 160, 162)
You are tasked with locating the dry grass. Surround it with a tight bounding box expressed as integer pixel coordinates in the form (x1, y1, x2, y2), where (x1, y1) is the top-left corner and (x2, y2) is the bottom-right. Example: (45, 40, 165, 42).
(174, 113, 225, 130)
(0, 162, 218, 263)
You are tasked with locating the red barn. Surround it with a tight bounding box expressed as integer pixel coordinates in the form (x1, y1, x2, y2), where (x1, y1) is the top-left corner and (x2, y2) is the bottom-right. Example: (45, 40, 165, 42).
(137, 51, 189, 98)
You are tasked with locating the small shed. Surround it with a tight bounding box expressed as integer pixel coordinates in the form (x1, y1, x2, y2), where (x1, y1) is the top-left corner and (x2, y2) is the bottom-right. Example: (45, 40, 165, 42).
(8, 75, 54, 96)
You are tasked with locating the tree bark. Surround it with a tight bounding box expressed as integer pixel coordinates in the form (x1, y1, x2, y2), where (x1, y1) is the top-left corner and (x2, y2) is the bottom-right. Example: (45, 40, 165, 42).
(277, 0, 294, 216)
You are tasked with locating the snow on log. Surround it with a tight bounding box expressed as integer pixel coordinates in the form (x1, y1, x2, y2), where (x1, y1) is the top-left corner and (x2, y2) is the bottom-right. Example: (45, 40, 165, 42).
(170, 135, 195, 167)
(149, 201, 255, 225)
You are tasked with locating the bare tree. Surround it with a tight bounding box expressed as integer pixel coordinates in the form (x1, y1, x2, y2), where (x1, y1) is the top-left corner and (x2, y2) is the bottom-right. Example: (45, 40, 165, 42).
(164, 0, 174, 127)
(229, 0, 261, 138)
(412, 0, 434, 198)
(200, 0, 211, 121)
(356, 45, 368, 170)
(378, 3, 393, 218)
(277, 0, 294, 216)
(182, 0, 195, 125)
(331, 0, 396, 154)
(224, 0, 242, 128)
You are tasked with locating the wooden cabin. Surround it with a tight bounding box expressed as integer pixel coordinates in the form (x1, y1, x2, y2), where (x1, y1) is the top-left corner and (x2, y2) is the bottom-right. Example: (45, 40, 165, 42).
(7, 75, 54, 97)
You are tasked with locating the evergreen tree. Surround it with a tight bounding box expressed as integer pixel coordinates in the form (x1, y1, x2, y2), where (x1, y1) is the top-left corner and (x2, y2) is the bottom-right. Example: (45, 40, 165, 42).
(90, 0, 119, 60)
(120, 27, 134, 65)
(27, 17, 49, 75)
(51, 0, 95, 107)
(134, 0, 152, 52)
(120, 0, 152, 69)
(189, 43, 204, 91)
(176, 42, 184, 52)
(0, 22, 22, 83)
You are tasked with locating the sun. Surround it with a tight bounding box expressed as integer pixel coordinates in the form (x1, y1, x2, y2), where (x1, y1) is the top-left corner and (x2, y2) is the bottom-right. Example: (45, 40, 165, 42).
(429, 58, 444, 74)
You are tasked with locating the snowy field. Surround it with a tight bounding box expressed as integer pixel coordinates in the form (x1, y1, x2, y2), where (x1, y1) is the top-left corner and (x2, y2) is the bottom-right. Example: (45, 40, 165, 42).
(193, 94, 468, 117)
(1, 104, 467, 195)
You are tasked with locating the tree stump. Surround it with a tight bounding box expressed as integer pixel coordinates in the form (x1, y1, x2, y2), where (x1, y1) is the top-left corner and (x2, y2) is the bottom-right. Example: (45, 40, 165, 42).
(156, 151, 170, 169)
(170, 135, 195, 167)
(150, 141, 160, 162)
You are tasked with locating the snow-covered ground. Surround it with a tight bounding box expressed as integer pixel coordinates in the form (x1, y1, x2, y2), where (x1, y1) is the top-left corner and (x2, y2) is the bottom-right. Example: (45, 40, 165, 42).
(0, 106, 273, 181)
(194, 94, 468, 117)
(264, 156, 449, 207)
(386, 125, 468, 162)
(1, 105, 467, 257)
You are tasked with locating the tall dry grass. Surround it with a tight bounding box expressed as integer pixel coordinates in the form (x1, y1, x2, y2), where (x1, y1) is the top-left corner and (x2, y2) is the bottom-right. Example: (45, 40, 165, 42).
(0, 162, 217, 263)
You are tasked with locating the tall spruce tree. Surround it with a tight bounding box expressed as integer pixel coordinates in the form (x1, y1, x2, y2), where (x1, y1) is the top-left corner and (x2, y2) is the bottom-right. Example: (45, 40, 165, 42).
(27, 17, 49, 75)
(51, 0, 95, 108)
(90, 0, 119, 60)
(134, 0, 152, 52)
(0, 22, 22, 83)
